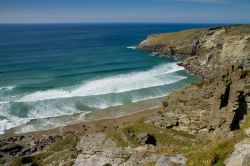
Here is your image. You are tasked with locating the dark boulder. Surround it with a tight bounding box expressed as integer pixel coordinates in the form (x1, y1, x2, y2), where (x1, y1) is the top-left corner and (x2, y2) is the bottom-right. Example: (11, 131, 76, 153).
(132, 132, 157, 146)
(0, 143, 23, 155)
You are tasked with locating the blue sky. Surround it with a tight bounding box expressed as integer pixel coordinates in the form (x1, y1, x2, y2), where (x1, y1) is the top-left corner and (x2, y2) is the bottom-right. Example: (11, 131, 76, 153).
(0, 0, 249, 23)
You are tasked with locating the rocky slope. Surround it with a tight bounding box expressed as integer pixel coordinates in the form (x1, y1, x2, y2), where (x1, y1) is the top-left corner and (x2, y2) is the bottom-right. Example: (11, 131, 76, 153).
(138, 25, 250, 78)
(139, 25, 250, 165)
(138, 25, 250, 138)
(145, 64, 250, 139)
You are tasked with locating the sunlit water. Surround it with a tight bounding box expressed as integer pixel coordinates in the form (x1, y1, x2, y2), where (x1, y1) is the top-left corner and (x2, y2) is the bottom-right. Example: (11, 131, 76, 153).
(0, 23, 219, 134)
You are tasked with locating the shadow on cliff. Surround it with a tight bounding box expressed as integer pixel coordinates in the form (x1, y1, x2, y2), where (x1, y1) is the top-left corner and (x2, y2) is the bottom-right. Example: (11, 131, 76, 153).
(230, 93, 248, 131)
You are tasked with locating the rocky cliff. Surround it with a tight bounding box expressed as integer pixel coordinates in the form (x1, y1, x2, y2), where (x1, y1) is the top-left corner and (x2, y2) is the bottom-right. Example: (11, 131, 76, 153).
(138, 25, 250, 78)
(139, 25, 250, 138)
(145, 65, 250, 139)
(139, 25, 250, 165)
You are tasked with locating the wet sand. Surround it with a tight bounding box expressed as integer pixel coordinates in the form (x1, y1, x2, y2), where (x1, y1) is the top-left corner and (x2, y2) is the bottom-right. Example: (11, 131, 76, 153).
(1, 97, 163, 139)
(1, 107, 161, 139)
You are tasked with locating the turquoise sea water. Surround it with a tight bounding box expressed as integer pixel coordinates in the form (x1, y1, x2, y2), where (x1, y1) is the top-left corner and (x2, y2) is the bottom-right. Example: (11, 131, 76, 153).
(0, 23, 221, 134)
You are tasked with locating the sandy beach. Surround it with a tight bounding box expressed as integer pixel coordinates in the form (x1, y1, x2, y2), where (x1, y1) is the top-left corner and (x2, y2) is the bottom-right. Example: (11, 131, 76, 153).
(1, 99, 162, 139)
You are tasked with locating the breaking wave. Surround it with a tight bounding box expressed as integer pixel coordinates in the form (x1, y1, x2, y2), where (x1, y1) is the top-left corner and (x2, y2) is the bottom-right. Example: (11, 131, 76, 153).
(17, 63, 185, 102)
(0, 63, 186, 134)
(126, 46, 137, 49)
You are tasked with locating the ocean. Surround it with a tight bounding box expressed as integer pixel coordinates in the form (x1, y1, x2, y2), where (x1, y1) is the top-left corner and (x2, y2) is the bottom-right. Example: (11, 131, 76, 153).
(0, 23, 220, 134)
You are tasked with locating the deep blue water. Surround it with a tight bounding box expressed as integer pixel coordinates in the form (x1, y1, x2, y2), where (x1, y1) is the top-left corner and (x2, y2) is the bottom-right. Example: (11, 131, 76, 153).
(0, 23, 222, 134)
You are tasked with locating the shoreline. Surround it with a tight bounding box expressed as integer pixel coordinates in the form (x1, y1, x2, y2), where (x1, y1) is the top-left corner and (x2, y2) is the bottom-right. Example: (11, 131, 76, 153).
(0, 59, 197, 136)
(1, 97, 163, 139)
(1, 106, 162, 140)
(1, 66, 199, 137)
(25, 106, 160, 137)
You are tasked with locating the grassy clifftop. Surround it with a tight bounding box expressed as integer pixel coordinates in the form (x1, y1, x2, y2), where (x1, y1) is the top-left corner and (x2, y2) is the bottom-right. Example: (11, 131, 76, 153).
(139, 25, 250, 78)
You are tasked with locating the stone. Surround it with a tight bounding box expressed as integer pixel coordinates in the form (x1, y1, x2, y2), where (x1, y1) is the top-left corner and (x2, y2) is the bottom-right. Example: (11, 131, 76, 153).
(245, 128, 250, 137)
(156, 155, 186, 166)
(0, 143, 23, 154)
(74, 153, 109, 166)
(242, 155, 250, 166)
(0, 141, 8, 147)
(198, 128, 209, 135)
(132, 132, 157, 146)
(145, 116, 163, 126)
(156, 156, 175, 166)
(74, 133, 125, 166)
(122, 146, 148, 165)
(136, 132, 148, 144)
(0, 143, 22, 152)
(224, 138, 250, 166)
(169, 154, 187, 166)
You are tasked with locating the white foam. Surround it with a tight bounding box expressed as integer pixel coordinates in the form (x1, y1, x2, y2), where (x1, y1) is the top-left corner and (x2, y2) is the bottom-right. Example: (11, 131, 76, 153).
(16, 111, 91, 134)
(162, 65, 184, 74)
(0, 117, 30, 134)
(0, 102, 81, 134)
(140, 39, 148, 45)
(0, 62, 186, 134)
(0, 96, 125, 134)
(132, 93, 167, 103)
(0, 101, 9, 104)
(0, 86, 15, 91)
(83, 100, 123, 109)
(126, 46, 137, 49)
(17, 63, 185, 102)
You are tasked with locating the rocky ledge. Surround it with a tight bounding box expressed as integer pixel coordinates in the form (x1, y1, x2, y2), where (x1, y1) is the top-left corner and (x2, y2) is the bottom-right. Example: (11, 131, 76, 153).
(138, 25, 250, 78)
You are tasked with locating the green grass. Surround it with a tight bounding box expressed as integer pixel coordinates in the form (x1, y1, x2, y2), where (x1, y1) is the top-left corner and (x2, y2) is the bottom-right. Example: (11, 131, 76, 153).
(186, 134, 241, 166)
(144, 25, 250, 48)
(8, 109, 250, 166)
(123, 119, 195, 146)
(146, 29, 206, 46)
(106, 114, 250, 166)
(144, 161, 156, 166)
(8, 136, 80, 166)
(192, 78, 214, 89)
(0, 158, 5, 165)
(106, 118, 196, 155)
(186, 114, 250, 166)
(47, 135, 79, 152)
(8, 157, 22, 166)
(226, 25, 250, 35)
(105, 128, 128, 147)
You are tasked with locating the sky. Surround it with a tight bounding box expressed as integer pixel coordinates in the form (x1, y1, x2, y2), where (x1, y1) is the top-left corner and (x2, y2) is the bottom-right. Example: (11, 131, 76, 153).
(0, 0, 250, 23)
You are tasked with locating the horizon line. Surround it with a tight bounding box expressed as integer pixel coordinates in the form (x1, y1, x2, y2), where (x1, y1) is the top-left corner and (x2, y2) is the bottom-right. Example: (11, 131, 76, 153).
(0, 22, 247, 25)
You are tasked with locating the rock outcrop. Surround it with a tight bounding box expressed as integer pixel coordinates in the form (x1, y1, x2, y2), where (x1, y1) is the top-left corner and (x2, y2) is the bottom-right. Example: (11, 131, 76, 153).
(139, 25, 250, 78)
(74, 133, 185, 166)
(146, 61, 250, 140)
(224, 137, 250, 166)
(224, 128, 250, 166)
(141, 25, 250, 139)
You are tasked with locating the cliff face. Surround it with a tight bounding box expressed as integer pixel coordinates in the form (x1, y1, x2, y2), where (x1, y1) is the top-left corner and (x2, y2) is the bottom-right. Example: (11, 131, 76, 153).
(140, 25, 250, 139)
(146, 65, 250, 139)
(138, 25, 250, 78)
